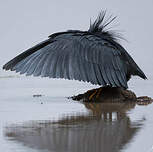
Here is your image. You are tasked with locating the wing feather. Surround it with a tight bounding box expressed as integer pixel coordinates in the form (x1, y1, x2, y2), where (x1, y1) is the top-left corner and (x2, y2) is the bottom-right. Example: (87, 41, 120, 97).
(63, 49, 71, 79)
(77, 53, 87, 82)
(23, 52, 43, 75)
(113, 55, 127, 88)
(13, 51, 39, 72)
(90, 62, 100, 85)
(32, 53, 49, 76)
(48, 52, 58, 78)
(110, 69, 121, 87)
(3, 33, 129, 88)
(19, 51, 43, 74)
(43, 53, 54, 77)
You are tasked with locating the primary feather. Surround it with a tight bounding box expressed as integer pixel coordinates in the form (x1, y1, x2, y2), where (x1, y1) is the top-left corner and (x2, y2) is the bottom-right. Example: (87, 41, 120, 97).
(3, 11, 147, 89)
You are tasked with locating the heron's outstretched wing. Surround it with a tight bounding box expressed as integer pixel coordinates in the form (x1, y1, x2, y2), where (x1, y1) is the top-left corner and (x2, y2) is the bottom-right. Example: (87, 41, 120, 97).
(3, 33, 128, 88)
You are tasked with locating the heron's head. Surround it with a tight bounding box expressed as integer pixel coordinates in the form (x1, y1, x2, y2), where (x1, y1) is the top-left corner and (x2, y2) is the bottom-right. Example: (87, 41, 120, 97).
(88, 11, 123, 43)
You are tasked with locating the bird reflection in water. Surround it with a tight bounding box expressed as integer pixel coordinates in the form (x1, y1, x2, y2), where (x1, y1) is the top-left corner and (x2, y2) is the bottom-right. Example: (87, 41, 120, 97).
(5, 92, 152, 152)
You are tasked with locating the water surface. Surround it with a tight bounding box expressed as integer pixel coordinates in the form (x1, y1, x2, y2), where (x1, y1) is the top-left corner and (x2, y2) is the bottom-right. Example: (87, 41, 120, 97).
(1, 76, 153, 152)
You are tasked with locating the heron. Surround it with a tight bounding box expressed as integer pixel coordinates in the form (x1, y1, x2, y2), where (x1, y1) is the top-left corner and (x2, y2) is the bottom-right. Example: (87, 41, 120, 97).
(3, 11, 147, 99)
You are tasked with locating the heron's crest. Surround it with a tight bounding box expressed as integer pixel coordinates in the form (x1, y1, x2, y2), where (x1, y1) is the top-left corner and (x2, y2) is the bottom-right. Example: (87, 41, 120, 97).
(88, 11, 122, 41)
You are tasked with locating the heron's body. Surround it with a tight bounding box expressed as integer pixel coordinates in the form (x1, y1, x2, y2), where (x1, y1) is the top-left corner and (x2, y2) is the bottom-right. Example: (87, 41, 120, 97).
(3, 11, 147, 89)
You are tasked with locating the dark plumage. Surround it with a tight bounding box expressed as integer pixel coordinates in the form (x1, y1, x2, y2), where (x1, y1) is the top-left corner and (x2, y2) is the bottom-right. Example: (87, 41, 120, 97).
(3, 11, 147, 89)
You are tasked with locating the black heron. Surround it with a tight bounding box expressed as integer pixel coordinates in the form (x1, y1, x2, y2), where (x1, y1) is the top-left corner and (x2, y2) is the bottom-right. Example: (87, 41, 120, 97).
(3, 11, 147, 97)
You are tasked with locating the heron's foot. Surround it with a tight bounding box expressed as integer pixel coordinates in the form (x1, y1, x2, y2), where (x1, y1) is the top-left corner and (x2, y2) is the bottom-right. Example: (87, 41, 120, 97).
(89, 90, 98, 100)
(88, 88, 103, 101)
(96, 87, 103, 98)
(136, 96, 153, 105)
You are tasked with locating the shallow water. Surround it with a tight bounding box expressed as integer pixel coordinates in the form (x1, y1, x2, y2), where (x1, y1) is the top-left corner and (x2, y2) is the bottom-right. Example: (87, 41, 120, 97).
(1, 75, 153, 152)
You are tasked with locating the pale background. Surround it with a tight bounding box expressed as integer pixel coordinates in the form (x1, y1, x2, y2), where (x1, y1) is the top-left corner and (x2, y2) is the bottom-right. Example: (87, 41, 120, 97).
(0, 0, 153, 77)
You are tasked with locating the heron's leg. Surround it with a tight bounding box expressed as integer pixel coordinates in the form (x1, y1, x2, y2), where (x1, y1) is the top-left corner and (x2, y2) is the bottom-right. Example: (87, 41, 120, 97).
(89, 90, 98, 100)
(96, 87, 103, 98)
